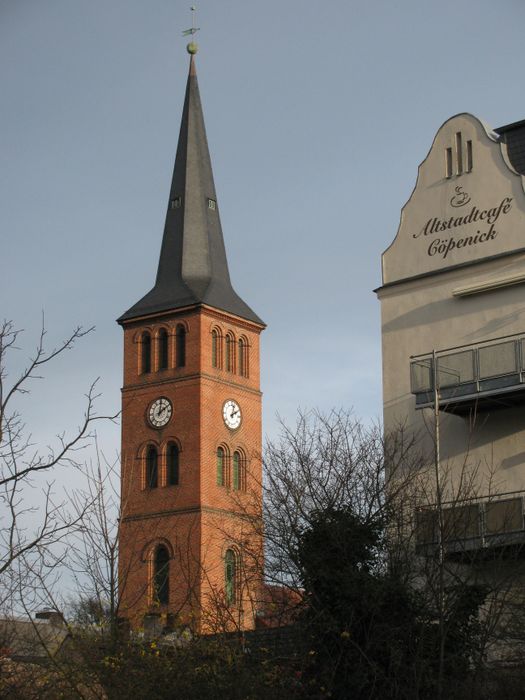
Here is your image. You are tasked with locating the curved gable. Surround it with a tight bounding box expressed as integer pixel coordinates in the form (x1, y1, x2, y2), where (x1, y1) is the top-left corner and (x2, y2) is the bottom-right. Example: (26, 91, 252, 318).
(382, 113, 525, 285)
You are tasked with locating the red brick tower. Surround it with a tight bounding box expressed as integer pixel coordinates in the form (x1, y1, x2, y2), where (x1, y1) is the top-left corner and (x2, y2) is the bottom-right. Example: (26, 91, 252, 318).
(117, 49, 265, 633)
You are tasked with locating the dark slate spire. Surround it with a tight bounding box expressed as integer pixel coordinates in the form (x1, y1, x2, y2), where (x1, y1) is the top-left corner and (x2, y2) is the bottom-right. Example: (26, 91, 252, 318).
(118, 52, 263, 325)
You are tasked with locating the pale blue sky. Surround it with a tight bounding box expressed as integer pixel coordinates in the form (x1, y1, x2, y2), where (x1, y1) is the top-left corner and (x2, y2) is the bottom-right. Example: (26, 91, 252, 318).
(2, 0, 525, 460)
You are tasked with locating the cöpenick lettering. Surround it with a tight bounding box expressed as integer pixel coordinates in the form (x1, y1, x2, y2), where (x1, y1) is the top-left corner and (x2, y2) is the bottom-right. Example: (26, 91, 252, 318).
(412, 196, 513, 258)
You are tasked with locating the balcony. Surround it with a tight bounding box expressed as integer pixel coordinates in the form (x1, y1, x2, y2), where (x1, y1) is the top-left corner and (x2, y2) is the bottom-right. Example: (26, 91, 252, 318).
(410, 333, 525, 414)
(416, 494, 525, 558)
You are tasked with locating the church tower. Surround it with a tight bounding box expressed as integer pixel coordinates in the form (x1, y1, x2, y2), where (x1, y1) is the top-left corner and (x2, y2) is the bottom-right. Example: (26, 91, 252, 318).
(117, 46, 265, 633)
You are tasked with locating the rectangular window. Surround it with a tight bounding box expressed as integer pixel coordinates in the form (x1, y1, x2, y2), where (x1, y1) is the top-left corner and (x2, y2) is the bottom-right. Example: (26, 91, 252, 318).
(455, 132, 463, 175)
(208, 198, 216, 210)
(445, 147, 453, 178)
(466, 140, 473, 172)
(170, 196, 182, 209)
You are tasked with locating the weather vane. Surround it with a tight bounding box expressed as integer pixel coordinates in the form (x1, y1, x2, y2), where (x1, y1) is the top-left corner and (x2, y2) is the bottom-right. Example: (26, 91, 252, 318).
(182, 6, 200, 38)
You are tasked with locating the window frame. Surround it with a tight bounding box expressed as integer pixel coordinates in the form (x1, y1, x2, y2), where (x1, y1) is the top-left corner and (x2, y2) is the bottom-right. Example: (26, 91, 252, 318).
(153, 545, 170, 605)
(166, 442, 180, 486)
(158, 328, 169, 371)
(232, 451, 240, 491)
(176, 324, 186, 368)
(212, 328, 222, 369)
(225, 333, 235, 373)
(224, 548, 238, 606)
(217, 446, 225, 486)
(141, 331, 152, 374)
(238, 336, 249, 378)
(146, 445, 158, 489)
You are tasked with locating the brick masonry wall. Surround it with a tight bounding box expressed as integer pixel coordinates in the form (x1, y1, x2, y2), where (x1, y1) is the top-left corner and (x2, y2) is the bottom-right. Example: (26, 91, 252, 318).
(118, 306, 264, 632)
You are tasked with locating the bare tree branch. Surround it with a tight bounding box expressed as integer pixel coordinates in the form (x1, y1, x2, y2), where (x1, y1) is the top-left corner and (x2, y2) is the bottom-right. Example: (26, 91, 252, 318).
(0, 319, 116, 595)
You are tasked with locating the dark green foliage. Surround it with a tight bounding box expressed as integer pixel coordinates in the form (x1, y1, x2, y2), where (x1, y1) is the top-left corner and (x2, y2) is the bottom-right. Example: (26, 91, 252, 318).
(73, 634, 300, 700)
(295, 507, 487, 700)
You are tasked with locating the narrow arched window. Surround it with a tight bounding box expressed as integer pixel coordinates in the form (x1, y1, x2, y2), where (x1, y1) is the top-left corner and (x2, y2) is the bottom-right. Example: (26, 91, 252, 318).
(238, 338, 249, 377)
(146, 445, 158, 488)
(212, 329, 219, 368)
(167, 443, 179, 486)
(238, 339, 244, 376)
(217, 447, 225, 486)
(225, 336, 231, 372)
(233, 451, 240, 491)
(154, 545, 169, 605)
(141, 332, 151, 374)
(225, 549, 237, 605)
(176, 324, 186, 368)
(225, 334, 235, 373)
(158, 329, 169, 370)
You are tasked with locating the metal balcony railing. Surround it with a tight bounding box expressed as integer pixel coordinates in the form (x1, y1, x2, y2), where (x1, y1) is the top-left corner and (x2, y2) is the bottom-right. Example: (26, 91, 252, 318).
(410, 332, 525, 413)
(416, 492, 525, 556)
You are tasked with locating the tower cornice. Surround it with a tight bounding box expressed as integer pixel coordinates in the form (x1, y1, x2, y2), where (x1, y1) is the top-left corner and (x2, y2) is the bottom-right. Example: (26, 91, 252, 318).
(118, 302, 266, 332)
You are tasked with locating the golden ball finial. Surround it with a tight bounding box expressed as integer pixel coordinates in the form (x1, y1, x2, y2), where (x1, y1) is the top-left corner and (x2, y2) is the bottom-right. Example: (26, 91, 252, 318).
(187, 42, 198, 55)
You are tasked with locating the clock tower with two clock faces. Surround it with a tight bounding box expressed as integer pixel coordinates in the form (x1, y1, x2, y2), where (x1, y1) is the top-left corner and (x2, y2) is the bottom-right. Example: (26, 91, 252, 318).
(117, 48, 265, 633)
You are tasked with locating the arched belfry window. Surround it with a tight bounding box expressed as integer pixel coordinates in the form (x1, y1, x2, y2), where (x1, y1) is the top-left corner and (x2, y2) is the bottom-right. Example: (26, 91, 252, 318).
(233, 451, 240, 491)
(141, 332, 151, 374)
(232, 450, 246, 491)
(212, 329, 220, 368)
(154, 545, 170, 605)
(146, 445, 158, 488)
(225, 549, 237, 605)
(167, 443, 179, 486)
(158, 329, 169, 370)
(217, 446, 225, 486)
(176, 324, 186, 368)
(238, 337, 248, 377)
(225, 334, 235, 373)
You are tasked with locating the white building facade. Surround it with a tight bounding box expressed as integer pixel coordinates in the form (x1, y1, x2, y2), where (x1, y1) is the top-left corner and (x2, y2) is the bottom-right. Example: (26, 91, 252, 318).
(377, 114, 525, 547)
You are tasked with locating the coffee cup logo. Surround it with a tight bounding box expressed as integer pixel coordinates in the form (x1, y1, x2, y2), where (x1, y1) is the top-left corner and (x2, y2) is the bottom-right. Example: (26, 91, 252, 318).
(450, 186, 471, 208)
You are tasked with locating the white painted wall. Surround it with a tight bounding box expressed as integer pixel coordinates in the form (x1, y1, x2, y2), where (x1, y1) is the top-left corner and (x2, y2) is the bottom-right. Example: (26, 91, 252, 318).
(378, 114, 525, 499)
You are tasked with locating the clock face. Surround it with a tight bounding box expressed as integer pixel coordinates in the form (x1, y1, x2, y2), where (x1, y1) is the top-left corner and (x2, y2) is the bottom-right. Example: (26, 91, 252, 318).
(148, 397, 173, 428)
(223, 399, 241, 430)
